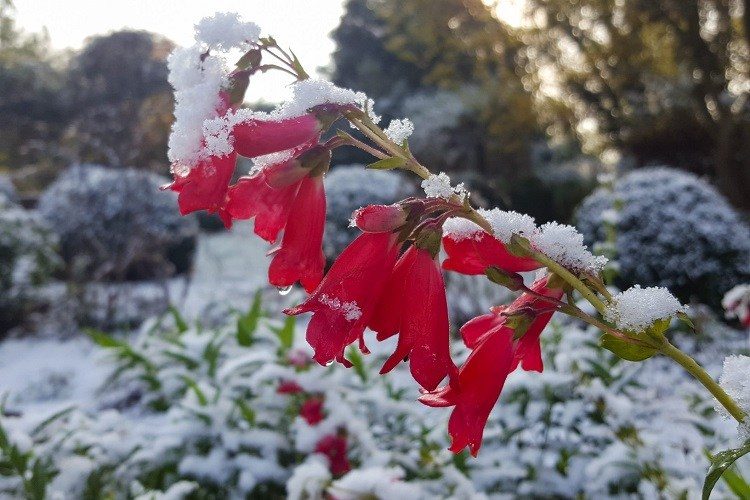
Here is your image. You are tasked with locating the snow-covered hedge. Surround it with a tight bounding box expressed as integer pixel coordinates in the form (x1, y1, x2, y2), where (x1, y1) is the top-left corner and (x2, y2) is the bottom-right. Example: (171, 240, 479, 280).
(0, 175, 18, 205)
(0, 196, 59, 331)
(38, 165, 199, 282)
(576, 167, 750, 309)
(0, 297, 739, 498)
(323, 165, 415, 258)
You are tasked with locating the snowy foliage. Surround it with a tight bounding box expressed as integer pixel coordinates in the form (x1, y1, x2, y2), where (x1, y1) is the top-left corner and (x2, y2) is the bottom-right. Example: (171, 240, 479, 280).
(0, 197, 59, 330)
(605, 285, 687, 332)
(0, 301, 742, 498)
(576, 167, 750, 308)
(718, 355, 750, 439)
(323, 165, 415, 258)
(0, 175, 18, 204)
(38, 164, 198, 282)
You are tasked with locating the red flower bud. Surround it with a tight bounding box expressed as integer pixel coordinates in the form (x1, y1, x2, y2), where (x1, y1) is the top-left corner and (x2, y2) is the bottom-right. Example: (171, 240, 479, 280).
(300, 397, 325, 425)
(351, 204, 407, 233)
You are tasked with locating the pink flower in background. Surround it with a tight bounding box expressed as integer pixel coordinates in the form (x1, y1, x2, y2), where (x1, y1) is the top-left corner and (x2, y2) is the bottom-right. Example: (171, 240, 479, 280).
(300, 397, 325, 425)
(315, 434, 351, 476)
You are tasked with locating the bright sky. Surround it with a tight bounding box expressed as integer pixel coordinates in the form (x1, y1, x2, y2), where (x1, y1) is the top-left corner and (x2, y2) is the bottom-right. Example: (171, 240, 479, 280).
(14, 0, 524, 102)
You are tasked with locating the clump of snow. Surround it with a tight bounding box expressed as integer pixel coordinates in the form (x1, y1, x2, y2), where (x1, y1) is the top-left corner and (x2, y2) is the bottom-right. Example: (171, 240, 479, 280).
(717, 355, 750, 435)
(478, 208, 537, 244)
(421, 172, 467, 200)
(604, 285, 687, 331)
(329, 467, 423, 499)
(442, 218, 483, 242)
(194, 12, 260, 51)
(272, 79, 365, 121)
(319, 294, 362, 321)
(286, 459, 331, 500)
(384, 118, 414, 145)
(531, 222, 608, 272)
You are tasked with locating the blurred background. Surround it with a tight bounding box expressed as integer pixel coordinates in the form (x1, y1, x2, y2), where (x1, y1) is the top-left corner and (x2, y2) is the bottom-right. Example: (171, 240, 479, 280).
(1, 1, 750, 497)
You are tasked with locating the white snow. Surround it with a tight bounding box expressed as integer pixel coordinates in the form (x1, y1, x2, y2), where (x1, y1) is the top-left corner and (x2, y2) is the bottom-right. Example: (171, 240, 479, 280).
(319, 294, 362, 322)
(285, 459, 331, 500)
(442, 217, 483, 242)
(604, 285, 687, 331)
(384, 118, 414, 145)
(477, 208, 537, 244)
(329, 467, 423, 499)
(723, 284, 750, 325)
(421, 172, 467, 200)
(530, 222, 608, 272)
(717, 355, 750, 434)
(194, 12, 260, 51)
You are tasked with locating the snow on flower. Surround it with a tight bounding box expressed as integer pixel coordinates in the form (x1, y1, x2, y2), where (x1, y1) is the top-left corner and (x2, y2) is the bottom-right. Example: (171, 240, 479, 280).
(530, 222, 608, 272)
(421, 172, 467, 200)
(194, 12, 261, 50)
(319, 294, 363, 322)
(442, 218, 484, 242)
(477, 208, 537, 244)
(384, 118, 414, 144)
(605, 285, 687, 331)
(718, 355, 750, 438)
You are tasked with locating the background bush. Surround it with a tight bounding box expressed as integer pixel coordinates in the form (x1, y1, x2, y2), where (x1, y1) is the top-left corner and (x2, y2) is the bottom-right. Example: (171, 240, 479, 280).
(38, 164, 198, 282)
(0, 195, 59, 331)
(576, 167, 750, 310)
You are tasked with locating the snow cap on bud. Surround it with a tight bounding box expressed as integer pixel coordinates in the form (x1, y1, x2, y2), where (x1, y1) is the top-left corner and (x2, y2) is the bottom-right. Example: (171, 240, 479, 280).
(351, 204, 408, 233)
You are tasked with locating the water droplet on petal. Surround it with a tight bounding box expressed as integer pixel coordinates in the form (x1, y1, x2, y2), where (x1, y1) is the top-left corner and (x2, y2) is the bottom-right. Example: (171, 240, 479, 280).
(277, 285, 293, 296)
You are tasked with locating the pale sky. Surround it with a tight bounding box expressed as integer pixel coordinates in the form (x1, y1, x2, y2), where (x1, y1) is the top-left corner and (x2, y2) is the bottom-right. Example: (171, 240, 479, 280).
(14, 0, 524, 102)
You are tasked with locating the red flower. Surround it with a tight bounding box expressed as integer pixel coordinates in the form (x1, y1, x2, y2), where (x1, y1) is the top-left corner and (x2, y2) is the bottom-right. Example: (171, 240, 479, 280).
(169, 111, 323, 224)
(268, 175, 327, 293)
(351, 204, 407, 233)
(370, 245, 458, 391)
(442, 230, 541, 275)
(314, 434, 351, 476)
(285, 232, 400, 366)
(300, 397, 325, 425)
(277, 380, 304, 394)
(233, 114, 321, 158)
(420, 276, 563, 456)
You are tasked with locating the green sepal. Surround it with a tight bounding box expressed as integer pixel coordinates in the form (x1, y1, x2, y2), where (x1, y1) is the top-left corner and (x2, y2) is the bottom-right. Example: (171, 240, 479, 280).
(485, 266, 524, 291)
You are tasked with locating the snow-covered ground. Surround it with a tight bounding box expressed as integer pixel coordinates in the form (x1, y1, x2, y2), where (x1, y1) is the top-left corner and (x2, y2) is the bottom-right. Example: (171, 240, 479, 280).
(0, 221, 270, 420)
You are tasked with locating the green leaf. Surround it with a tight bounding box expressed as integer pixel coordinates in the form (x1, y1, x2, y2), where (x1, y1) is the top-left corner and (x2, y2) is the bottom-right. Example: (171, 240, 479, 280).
(719, 466, 750, 499)
(704, 440, 750, 499)
(235, 399, 256, 426)
(271, 315, 296, 351)
(346, 346, 368, 382)
(237, 291, 263, 347)
(83, 328, 127, 349)
(600, 333, 657, 362)
(367, 157, 406, 170)
(168, 305, 189, 333)
(180, 376, 208, 406)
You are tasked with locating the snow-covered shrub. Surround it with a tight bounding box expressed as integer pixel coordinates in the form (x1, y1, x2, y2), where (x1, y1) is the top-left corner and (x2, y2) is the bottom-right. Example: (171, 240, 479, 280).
(323, 165, 415, 258)
(0, 175, 18, 204)
(0, 196, 59, 331)
(38, 164, 199, 282)
(576, 167, 750, 309)
(1, 298, 741, 498)
(444, 272, 514, 326)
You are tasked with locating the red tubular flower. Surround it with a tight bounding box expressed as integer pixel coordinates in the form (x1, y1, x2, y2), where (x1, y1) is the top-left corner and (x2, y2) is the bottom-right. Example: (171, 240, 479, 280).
(371, 245, 458, 392)
(170, 151, 239, 225)
(442, 230, 541, 275)
(277, 380, 304, 395)
(420, 276, 563, 456)
(233, 114, 321, 158)
(268, 175, 327, 293)
(314, 434, 351, 476)
(300, 397, 325, 425)
(351, 204, 407, 233)
(223, 166, 302, 241)
(285, 231, 400, 366)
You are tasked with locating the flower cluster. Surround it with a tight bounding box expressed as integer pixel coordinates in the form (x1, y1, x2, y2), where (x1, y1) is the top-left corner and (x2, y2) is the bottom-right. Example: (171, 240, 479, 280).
(166, 13, 720, 460)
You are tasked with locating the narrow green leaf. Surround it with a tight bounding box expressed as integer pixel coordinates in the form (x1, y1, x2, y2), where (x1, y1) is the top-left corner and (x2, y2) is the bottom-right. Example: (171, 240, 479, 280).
(271, 315, 296, 351)
(83, 328, 126, 349)
(367, 157, 406, 170)
(704, 440, 750, 499)
(235, 399, 256, 426)
(168, 305, 189, 333)
(180, 376, 208, 406)
(719, 466, 750, 499)
(600, 333, 657, 362)
(346, 346, 368, 382)
(237, 291, 263, 347)
(31, 406, 75, 435)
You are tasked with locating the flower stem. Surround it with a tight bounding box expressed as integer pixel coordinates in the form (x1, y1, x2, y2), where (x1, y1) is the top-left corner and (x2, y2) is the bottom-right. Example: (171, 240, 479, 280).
(658, 339, 747, 423)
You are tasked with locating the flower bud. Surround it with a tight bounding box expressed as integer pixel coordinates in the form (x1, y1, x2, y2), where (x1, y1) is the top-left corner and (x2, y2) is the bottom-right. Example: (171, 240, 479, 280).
(351, 204, 408, 233)
(414, 225, 443, 258)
